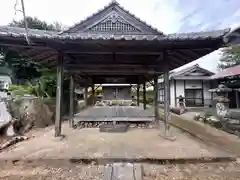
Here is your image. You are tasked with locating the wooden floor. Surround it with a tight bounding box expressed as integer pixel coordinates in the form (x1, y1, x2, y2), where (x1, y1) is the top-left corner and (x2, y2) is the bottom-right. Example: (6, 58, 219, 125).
(74, 106, 155, 122)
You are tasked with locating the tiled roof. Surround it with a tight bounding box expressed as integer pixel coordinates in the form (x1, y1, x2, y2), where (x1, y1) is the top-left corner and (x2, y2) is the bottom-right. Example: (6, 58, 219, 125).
(170, 64, 214, 77)
(61, 1, 163, 35)
(0, 26, 231, 41)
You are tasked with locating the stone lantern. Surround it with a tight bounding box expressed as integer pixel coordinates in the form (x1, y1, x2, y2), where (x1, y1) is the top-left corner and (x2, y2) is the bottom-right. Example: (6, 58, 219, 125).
(209, 84, 232, 124)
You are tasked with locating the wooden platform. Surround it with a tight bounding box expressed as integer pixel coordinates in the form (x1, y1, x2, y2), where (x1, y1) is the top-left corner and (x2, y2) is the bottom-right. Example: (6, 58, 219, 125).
(74, 106, 154, 123)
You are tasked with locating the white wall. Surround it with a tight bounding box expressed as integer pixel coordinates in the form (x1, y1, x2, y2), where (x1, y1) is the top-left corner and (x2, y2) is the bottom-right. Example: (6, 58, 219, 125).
(175, 80, 185, 98)
(185, 80, 202, 89)
(171, 80, 184, 107)
(170, 80, 175, 106)
(160, 79, 212, 107)
(0, 75, 11, 98)
(203, 81, 212, 106)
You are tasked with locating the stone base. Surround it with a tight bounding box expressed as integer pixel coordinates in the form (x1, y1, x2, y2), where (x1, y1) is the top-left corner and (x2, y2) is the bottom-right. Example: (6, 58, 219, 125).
(75, 121, 154, 129)
(99, 124, 129, 133)
(158, 127, 176, 141)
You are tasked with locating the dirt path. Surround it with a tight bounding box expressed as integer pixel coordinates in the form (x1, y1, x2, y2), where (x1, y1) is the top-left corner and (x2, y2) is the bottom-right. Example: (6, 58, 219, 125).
(0, 161, 240, 180)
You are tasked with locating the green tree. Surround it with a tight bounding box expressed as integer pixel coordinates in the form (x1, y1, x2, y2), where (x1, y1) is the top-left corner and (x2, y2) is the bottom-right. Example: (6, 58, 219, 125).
(9, 16, 64, 32)
(4, 17, 64, 81)
(218, 45, 240, 70)
(1, 17, 67, 98)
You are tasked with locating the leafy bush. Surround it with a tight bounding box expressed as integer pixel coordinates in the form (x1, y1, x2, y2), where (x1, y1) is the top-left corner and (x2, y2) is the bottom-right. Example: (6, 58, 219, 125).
(204, 108, 217, 118)
(8, 84, 34, 97)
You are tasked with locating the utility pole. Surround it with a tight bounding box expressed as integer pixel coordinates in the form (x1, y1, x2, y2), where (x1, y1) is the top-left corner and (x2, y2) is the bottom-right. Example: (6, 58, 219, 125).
(20, 0, 31, 44)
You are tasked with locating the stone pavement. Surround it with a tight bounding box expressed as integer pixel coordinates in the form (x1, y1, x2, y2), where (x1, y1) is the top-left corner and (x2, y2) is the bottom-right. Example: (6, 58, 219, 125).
(0, 122, 234, 162)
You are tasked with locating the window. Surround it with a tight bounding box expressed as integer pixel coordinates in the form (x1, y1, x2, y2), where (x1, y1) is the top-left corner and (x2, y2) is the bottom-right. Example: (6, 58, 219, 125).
(158, 83, 164, 103)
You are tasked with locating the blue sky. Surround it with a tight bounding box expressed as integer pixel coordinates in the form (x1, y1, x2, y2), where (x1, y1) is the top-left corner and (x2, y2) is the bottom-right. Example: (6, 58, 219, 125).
(0, 0, 239, 73)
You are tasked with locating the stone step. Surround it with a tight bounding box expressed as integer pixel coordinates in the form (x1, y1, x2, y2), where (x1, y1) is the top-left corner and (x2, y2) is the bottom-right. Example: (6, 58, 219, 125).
(104, 163, 143, 180)
(227, 118, 240, 124)
(99, 124, 129, 133)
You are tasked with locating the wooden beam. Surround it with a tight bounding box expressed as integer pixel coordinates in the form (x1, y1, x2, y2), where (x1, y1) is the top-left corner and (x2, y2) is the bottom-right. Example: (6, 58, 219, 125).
(55, 50, 64, 137)
(176, 50, 198, 59)
(65, 50, 163, 55)
(62, 43, 219, 53)
(65, 64, 158, 69)
(0, 41, 53, 50)
(69, 75, 75, 128)
(67, 69, 159, 75)
(170, 51, 191, 63)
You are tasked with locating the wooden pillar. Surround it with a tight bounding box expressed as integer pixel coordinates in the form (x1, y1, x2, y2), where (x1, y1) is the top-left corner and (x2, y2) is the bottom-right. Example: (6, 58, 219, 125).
(84, 84, 88, 107)
(235, 90, 240, 108)
(137, 84, 140, 106)
(143, 82, 147, 110)
(174, 79, 177, 107)
(154, 75, 159, 122)
(164, 70, 170, 134)
(55, 51, 64, 137)
(91, 83, 95, 105)
(69, 75, 75, 128)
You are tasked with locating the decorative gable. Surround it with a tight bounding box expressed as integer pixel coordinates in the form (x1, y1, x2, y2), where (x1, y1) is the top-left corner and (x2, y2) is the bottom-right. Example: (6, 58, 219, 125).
(62, 1, 163, 35)
(87, 11, 141, 33)
(171, 64, 214, 78)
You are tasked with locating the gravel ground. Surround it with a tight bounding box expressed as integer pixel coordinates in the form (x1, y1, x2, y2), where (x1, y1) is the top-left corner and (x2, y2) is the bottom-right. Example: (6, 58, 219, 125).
(0, 162, 240, 180)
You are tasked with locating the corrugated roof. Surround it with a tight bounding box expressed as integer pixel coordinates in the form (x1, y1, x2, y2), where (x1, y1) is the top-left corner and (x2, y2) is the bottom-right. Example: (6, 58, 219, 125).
(210, 64, 240, 79)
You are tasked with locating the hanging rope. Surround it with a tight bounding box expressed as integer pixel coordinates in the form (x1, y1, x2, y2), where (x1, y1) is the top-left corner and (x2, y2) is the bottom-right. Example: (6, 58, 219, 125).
(14, 0, 32, 45)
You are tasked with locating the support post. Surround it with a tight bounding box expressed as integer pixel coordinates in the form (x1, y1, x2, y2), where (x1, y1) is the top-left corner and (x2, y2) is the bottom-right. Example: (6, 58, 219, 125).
(164, 70, 170, 135)
(84, 84, 88, 107)
(55, 51, 64, 137)
(69, 75, 75, 128)
(154, 75, 159, 123)
(235, 90, 240, 108)
(143, 82, 147, 110)
(91, 83, 95, 105)
(137, 84, 140, 106)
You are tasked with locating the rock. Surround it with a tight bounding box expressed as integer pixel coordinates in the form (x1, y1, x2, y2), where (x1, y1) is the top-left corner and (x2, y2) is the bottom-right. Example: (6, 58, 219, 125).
(23, 98, 53, 129)
(194, 113, 201, 121)
(0, 136, 28, 151)
(6, 124, 15, 136)
(208, 116, 219, 122)
(0, 101, 14, 136)
(229, 110, 240, 120)
(6, 96, 53, 135)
